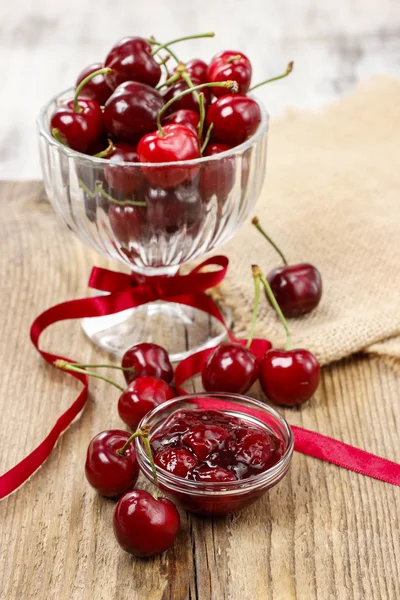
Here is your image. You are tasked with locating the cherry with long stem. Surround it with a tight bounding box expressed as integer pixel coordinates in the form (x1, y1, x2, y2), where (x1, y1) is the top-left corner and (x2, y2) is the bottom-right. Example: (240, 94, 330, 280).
(73, 67, 112, 112)
(252, 265, 291, 349)
(54, 359, 125, 391)
(156, 80, 238, 135)
(249, 62, 293, 92)
(252, 217, 288, 266)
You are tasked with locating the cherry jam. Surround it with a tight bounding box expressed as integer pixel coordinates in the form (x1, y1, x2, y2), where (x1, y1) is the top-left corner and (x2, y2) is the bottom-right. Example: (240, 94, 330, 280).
(151, 409, 283, 482)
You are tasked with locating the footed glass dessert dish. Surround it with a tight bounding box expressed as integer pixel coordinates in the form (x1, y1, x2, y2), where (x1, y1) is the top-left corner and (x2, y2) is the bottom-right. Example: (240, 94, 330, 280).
(37, 89, 268, 361)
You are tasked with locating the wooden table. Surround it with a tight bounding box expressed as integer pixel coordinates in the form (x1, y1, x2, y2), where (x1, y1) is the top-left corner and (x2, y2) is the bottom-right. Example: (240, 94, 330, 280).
(0, 181, 399, 600)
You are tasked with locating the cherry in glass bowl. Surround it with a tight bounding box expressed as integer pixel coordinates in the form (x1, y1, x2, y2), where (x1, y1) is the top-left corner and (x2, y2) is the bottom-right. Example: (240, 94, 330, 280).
(135, 393, 293, 516)
(37, 89, 269, 361)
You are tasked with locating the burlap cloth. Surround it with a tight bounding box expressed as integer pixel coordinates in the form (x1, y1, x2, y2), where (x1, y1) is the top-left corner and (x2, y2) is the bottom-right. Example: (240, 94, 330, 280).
(218, 76, 400, 367)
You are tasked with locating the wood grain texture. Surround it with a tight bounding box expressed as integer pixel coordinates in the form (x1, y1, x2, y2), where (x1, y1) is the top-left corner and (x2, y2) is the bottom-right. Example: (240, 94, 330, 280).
(0, 181, 399, 600)
(1, 0, 400, 179)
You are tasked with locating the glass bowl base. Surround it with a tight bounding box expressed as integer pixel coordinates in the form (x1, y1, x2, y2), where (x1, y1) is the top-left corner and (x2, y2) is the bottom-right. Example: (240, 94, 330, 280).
(81, 301, 232, 362)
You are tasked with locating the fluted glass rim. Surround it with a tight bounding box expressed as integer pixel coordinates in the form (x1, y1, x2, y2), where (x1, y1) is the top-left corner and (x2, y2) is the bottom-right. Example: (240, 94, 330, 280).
(37, 87, 269, 168)
(135, 392, 294, 496)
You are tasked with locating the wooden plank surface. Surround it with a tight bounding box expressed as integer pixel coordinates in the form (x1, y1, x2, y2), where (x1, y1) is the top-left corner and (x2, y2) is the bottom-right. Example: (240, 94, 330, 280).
(0, 180, 399, 600)
(1, 0, 400, 179)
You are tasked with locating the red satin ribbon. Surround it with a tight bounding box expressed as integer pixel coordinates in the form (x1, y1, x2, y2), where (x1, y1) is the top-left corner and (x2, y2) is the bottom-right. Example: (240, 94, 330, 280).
(1, 256, 399, 499)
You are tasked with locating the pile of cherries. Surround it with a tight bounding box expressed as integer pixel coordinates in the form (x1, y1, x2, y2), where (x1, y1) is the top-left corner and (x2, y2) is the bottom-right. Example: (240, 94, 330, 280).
(49, 32, 292, 248)
(57, 255, 321, 559)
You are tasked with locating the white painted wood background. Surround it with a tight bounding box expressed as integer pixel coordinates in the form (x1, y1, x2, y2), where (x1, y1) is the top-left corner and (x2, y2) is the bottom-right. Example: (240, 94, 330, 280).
(1, 0, 399, 179)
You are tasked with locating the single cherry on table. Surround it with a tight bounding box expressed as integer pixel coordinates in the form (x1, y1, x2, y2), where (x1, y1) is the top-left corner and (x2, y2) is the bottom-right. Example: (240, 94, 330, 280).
(122, 342, 174, 385)
(252, 217, 322, 317)
(118, 375, 175, 430)
(113, 489, 180, 557)
(85, 430, 139, 498)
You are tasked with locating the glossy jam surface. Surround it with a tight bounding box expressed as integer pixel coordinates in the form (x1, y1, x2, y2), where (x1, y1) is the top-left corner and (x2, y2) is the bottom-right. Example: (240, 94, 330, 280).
(151, 409, 283, 482)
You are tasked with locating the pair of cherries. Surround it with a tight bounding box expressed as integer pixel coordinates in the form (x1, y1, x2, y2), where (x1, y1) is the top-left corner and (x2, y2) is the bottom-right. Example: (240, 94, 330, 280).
(85, 427, 179, 558)
(202, 264, 321, 406)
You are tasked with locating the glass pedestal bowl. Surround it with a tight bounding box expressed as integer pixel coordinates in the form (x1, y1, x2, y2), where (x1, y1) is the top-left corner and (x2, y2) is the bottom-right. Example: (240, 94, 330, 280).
(37, 89, 269, 361)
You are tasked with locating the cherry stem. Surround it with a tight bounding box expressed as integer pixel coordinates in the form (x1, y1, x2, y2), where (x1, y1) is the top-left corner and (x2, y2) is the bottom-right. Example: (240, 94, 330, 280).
(200, 122, 213, 155)
(52, 128, 68, 146)
(117, 428, 147, 455)
(73, 67, 112, 112)
(94, 139, 114, 159)
(53, 360, 125, 391)
(156, 71, 180, 90)
(251, 217, 288, 266)
(143, 436, 159, 500)
(249, 61, 294, 92)
(157, 54, 170, 67)
(197, 92, 205, 142)
(252, 265, 292, 350)
(150, 32, 214, 58)
(146, 38, 180, 63)
(157, 80, 238, 134)
(97, 184, 147, 207)
(226, 54, 242, 63)
(66, 362, 134, 372)
(246, 268, 261, 349)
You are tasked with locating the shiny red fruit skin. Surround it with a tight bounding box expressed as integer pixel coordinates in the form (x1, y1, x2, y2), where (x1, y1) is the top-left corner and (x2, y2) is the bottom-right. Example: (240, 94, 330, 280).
(208, 50, 252, 96)
(185, 58, 208, 83)
(259, 349, 320, 406)
(206, 95, 261, 146)
(104, 81, 164, 143)
(122, 342, 173, 385)
(84, 430, 139, 498)
(103, 142, 145, 195)
(113, 490, 180, 557)
(50, 98, 104, 153)
(194, 467, 236, 482)
(163, 109, 200, 136)
(137, 124, 200, 188)
(118, 376, 175, 429)
(145, 180, 203, 233)
(163, 77, 211, 114)
(201, 142, 235, 201)
(109, 203, 145, 249)
(75, 62, 113, 106)
(154, 448, 198, 478)
(267, 264, 322, 317)
(202, 342, 267, 394)
(105, 37, 161, 89)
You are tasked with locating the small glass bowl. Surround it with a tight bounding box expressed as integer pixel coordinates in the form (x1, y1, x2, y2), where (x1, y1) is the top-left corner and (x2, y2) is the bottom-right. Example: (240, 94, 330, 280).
(135, 393, 294, 516)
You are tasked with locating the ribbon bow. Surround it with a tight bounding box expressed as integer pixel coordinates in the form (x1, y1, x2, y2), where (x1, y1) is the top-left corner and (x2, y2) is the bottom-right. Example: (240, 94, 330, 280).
(0, 256, 399, 500)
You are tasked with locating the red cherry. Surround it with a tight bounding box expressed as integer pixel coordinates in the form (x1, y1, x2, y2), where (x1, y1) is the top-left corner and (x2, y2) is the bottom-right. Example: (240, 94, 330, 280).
(206, 95, 261, 146)
(154, 448, 198, 478)
(259, 349, 320, 406)
(137, 124, 200, 189)
(163, 109, 200, 136)
(234, 428, 272, 467)
(103, 142, 145, 195)
(51, 98, 104, 153)
(122, 342, 173, 385)
(163, 77, 211, 114)
(182, 424, 230, 460)
(145, 180, 203, 233)
(113, 489, 180, 557)
(208, 50, 252, 96)
(175, 59, 208, 83)
(84, 430, 139, 498)
(267, 264, 322, 318)
(104, 37, 161, 89)
(118, 376, 175, 429)
(104, 81, 164, 143)
(200, 142, 235, 201)
(109, 203, 145, 252)
(194, 466, 236, 482)
(202, 342, 265, 394)
(75, 62, 113, 106)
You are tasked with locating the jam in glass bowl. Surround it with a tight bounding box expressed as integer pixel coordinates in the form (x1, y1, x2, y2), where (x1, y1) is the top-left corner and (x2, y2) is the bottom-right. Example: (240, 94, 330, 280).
(135, 393, 293, 516)
(37, 90, 268, 361)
